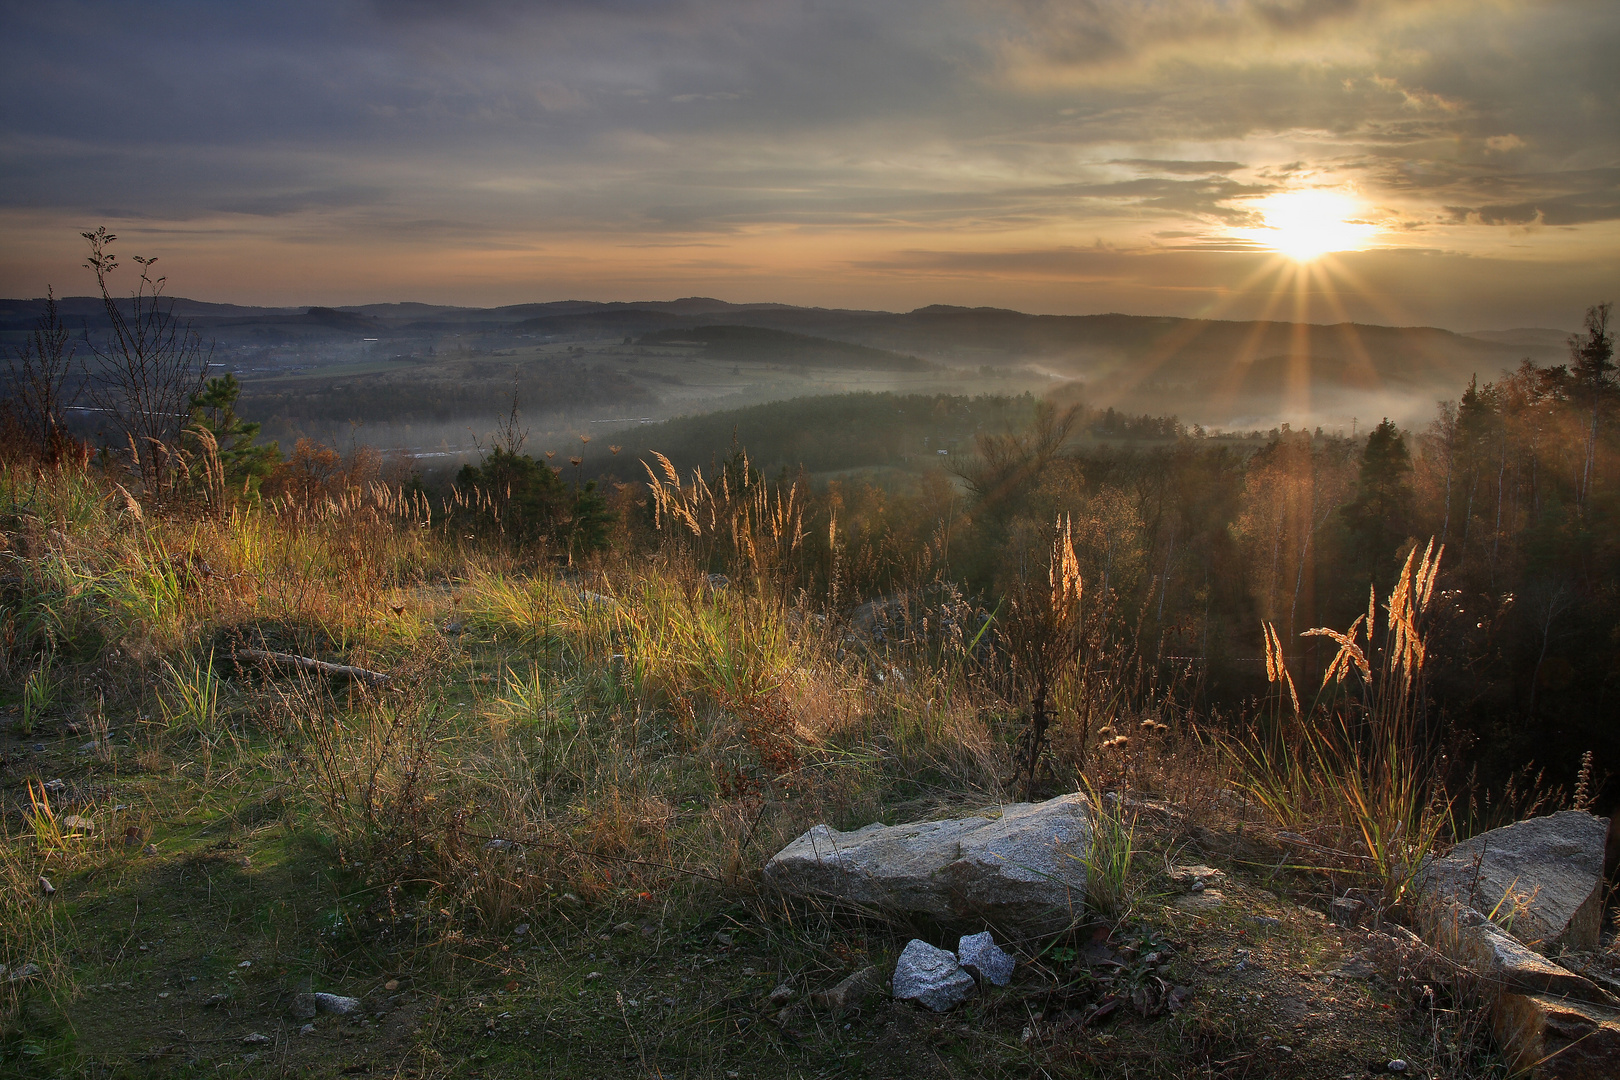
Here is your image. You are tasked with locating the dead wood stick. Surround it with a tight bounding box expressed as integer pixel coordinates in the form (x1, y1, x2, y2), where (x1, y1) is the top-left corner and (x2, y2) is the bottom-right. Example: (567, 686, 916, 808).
(236, 648, 390, 686)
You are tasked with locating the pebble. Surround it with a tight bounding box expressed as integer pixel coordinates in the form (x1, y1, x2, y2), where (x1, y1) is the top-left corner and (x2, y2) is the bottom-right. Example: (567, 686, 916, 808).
(1387, 1061, 1408, 1074)
(384, 979, 399, 991)
(292, 992, 363, 1018)
(767, 982, 796, 1008)
(811, 966, 880, 1014)
(299, 1023, 316, 1036)
(242, 1032, 271, 1044)
(1331, 897, 1367, 926)
(513, 924, 529, 937)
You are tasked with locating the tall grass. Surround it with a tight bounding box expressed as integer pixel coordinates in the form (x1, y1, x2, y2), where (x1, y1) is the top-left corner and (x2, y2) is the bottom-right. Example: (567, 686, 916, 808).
(1081, 784, 1143, 922)
(158, 649, 222, 733)
(19, 653, 55, 734)
(1233, 540, 1450, 910)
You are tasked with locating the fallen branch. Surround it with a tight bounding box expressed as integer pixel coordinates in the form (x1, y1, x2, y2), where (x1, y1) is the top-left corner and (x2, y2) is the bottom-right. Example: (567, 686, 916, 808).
(236, 648, 390, 686)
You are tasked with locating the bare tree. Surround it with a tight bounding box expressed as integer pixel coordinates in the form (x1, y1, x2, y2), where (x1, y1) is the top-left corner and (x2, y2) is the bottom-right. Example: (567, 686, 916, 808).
(80, 227, 210, 487)
(4, 287, 83, 464)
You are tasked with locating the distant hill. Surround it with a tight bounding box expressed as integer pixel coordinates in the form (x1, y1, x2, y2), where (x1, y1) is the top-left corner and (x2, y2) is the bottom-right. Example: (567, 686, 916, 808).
(638, 325, 935, 372)
(1462, 327, 1573, 352)
(0, 292, 1573, 427)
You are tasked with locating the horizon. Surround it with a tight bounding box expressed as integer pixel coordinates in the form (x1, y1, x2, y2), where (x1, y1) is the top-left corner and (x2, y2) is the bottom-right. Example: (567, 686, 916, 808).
(2, 2, 1616, 333)
(0, 291, 1586, 338)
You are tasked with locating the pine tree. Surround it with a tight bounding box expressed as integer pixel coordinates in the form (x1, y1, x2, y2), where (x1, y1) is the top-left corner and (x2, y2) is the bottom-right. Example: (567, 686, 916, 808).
(186, 373, 279, 496)
(1341, 418, 1413, 585)
(455, 447, 572, 546)
(1569, 302, 1615, 506)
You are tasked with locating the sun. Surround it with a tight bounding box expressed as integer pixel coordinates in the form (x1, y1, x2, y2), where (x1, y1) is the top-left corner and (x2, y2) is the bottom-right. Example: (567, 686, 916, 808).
(1244, 189, 1377, 261)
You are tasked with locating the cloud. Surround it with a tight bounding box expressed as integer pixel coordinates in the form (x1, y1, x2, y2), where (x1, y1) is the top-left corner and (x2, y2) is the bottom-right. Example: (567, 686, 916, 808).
(1112, 160, 1248, 175)
(0, 0, 1614, 328)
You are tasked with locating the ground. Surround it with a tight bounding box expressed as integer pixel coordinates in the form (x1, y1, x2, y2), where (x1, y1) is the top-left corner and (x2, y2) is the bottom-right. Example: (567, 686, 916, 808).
(2, 707, 1504, 1079)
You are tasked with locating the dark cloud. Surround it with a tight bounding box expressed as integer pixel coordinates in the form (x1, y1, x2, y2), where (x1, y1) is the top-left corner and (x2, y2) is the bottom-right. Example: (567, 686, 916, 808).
(1253, 0, 1364, 31)
(215, 187, 390, 218)
(0, 0, 1613, 326)
(1112, 160, 1248, 175)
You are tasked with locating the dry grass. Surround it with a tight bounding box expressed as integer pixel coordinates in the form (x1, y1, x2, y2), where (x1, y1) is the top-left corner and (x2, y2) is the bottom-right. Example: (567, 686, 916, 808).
(0, 459, 1518, 1078)
(1232, 541, 1453, 912)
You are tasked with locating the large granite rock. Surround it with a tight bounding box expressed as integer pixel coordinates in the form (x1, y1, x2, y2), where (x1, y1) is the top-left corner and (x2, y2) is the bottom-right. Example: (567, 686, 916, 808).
(1417, 811, 1609, 953)
(763, 794, 1092, 927)
(1423, 901, 1616, 1006)
(1492, 993, 1620, 1080)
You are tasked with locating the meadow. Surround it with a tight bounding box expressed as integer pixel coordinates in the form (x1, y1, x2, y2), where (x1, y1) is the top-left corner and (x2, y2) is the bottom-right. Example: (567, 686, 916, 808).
(0, 437, 1575, 1078)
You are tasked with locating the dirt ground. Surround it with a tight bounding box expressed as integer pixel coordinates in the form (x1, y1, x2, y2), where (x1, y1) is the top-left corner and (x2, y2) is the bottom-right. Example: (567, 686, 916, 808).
(3, 714, 1506, 1079)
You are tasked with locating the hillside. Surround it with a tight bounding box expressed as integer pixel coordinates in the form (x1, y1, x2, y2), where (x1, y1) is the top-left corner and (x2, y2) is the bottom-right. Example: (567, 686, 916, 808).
(1, 296, 1570, 436)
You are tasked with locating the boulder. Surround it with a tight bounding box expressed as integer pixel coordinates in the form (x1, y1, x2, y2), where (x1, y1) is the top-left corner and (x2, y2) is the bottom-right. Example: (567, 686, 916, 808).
(1492, 992, 1620, 1080)
(1423, 901, 1616, 1006)
(892, 940, 975, 1012)
(1417, 811, 1609, 953)
(763, 793, 1091, 927)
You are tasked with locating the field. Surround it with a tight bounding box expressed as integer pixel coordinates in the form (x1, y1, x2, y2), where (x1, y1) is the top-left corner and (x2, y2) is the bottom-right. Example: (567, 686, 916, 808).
(0, 459, 1522, 1079)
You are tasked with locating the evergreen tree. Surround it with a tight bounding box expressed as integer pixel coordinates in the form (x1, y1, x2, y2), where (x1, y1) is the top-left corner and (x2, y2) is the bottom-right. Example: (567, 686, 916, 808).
(567, 480, 615, 559)
(186, 373, 279, 496)
(457, 446, 619, 559)
(1341, 418, 1413, 585)
(1569, 302, 1615, 505)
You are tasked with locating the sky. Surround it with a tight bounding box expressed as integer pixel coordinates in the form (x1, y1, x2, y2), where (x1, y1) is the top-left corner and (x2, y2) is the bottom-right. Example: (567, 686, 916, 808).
(1, 0, 1616, 330)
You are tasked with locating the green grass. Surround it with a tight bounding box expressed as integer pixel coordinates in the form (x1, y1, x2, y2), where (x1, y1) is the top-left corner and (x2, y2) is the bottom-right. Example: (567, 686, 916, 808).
(0, 461, 1508, 1079)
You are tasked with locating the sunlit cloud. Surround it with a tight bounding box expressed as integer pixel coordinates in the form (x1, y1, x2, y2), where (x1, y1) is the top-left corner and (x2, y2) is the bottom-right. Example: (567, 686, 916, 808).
(0, 0, 1613, 327)
(1234, 189, 1380, 262)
